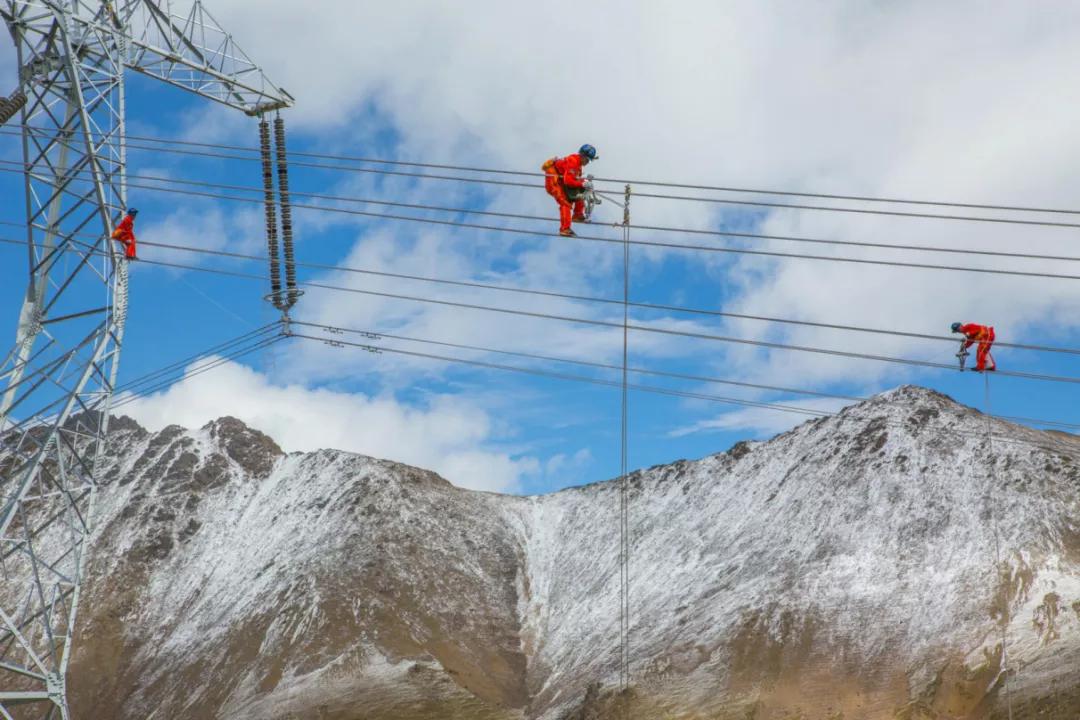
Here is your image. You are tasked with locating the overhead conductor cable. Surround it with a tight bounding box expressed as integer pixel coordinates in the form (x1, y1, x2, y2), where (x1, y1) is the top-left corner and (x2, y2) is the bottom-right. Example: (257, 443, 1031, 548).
(14, 126, 1080, 219)
(6, 161, 1080, 279)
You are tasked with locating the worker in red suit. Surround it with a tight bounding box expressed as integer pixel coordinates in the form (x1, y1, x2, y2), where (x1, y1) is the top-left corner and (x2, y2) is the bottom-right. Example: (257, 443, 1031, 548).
(951, 322, 996, 372)
(111, 208, 138, 260)
(542, 144, 598, 237)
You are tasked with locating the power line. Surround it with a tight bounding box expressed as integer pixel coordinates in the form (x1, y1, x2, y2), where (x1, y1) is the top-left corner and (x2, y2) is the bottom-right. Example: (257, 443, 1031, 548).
(290, 321, 1080, 432)
(7, 126, 1080, 221)
(4, 235, 1078, 387)
(0, 222, 1024, 424)
(82, 144, 1080, 229)
(293, 321, 858, 401)
(4, 327, 284, 433)
(179, 273, 260, 328)
(89, 184, 1080, 281)
(56, 306, 1070, 453)
(5, 222, 1080, 356)
(627, 190, 1080, 230)
(292, 327, 1080, 462)
(629, 221, 1080, 263)
(288, 331, 834, 418)
(288, 330, 1080, 457)
(6, 162, 1078, 266)
(4, 161, 1077, 265)
(11, 229, 1071, 430)
(5, 282, 1066, 455)
(114, 317, 1074, 451)
(101, 230, 1078, 357)
(111, 333, 285, 412)
(599, 180, 1080, 219)
(296, 294, 1080, 386)
(114, 323, 280, 396)
(83, 143, 1080, 229)
(276, 279, 1080, 387)
(10, 170, 1080, 282)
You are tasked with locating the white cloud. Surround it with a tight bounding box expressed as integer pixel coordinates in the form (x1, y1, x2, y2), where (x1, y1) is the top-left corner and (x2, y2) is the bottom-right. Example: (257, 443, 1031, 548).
(189, 0, 1080, 392)
(138, 205, 265, 266)
(9, 1, 1080, 474)
(282, 224, 709, 389)
(669, 397, 854, 439)
(116, 358, 538, 493)
(544, 448, 593, 483)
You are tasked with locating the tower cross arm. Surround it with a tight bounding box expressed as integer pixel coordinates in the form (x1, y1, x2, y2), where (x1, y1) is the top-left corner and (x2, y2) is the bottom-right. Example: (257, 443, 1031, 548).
(120, 0, 292, 114)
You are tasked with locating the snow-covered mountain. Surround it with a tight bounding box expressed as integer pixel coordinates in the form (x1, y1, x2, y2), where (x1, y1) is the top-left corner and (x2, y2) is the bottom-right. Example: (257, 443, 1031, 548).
(59, 386, 1080, 719)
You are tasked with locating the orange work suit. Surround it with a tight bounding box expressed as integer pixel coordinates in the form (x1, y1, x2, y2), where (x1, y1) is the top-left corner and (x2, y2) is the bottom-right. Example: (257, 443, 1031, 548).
(111, 214, 137, 259)
(959, 323, 995, 371)
(543, 153, 588, 232)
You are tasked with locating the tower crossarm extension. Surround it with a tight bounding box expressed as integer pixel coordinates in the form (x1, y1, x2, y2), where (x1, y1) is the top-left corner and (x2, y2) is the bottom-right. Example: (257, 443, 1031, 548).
(120, 0, 293, 114)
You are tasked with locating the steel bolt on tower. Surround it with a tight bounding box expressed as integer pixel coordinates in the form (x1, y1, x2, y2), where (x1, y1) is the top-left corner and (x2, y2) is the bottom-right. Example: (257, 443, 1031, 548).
(0, 2, 291, 717)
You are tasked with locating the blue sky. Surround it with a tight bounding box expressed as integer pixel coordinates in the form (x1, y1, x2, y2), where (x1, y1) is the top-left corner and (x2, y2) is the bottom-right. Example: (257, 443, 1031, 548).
(2, 1, 1079, 494)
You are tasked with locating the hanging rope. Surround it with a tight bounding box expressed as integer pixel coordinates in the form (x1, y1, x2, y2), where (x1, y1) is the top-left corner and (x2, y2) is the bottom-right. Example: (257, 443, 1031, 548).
(274, 115, 300, 310)
(619, 184, 632, 704)
(984, 374, 1014, 720)
(258, 117, 282, 307)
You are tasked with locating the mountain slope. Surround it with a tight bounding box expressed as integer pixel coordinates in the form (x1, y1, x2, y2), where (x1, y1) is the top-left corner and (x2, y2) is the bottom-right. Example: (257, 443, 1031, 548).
(60, 386, 1080, 719)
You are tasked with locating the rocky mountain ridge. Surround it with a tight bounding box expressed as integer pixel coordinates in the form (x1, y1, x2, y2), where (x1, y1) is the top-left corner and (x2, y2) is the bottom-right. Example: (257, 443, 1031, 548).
(57, 386, 1080, 719)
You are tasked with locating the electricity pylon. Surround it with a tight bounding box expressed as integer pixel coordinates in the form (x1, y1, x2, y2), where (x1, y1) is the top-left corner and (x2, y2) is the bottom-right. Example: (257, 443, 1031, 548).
(0, 2, 291, 717)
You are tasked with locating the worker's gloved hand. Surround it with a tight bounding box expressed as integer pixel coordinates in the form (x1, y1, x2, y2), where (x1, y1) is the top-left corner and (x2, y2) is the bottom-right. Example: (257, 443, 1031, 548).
(586, 174, 594, 181)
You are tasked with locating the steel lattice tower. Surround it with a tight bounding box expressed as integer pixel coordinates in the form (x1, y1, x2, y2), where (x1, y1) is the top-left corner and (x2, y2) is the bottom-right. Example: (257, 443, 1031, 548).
(0, 2, 290, 717)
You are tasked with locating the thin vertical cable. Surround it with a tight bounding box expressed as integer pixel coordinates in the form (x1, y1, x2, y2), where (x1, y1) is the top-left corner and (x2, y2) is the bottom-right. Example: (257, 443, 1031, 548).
(274, 115, 297, 310)
(984, 374, 1014, 720)
(619, 184, 632, 706)
(259, 118, 281, 307)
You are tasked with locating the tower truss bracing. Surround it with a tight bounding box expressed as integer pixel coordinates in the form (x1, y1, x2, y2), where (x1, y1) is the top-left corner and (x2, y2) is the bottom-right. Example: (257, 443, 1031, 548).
(0, 2, 290, 717)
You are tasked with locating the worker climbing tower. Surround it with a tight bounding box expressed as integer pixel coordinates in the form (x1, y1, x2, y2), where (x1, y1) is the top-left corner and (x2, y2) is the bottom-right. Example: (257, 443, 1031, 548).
(0, 2, 291, 717)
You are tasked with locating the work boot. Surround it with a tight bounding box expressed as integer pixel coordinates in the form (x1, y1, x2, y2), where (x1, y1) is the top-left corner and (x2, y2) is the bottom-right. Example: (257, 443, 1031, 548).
(572, 214, 587, 222)
(559, 228, 576, 237)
